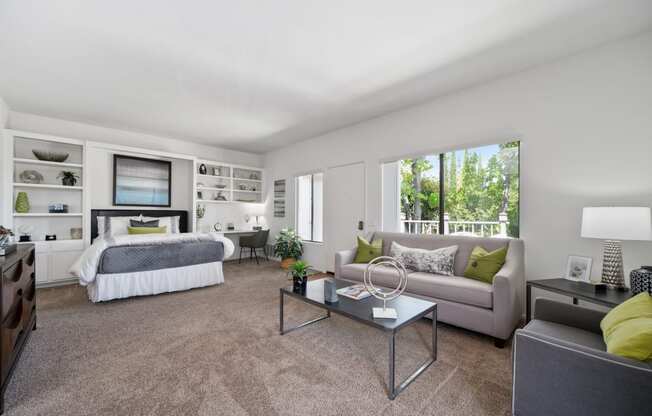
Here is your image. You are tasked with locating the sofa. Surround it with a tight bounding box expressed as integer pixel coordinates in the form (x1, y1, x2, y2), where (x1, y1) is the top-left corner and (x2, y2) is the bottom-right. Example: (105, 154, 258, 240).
(513, 298, 651, 416)
(334, 232, 524, 346)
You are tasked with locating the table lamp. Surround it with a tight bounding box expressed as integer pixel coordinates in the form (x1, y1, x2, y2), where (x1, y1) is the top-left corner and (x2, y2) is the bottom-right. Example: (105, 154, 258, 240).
(581, 207, 652, 289)
(250, 204, 265, 230)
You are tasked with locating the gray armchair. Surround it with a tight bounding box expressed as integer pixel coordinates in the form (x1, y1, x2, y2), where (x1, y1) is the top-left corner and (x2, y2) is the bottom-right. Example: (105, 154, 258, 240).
(512, 298, 651, 416)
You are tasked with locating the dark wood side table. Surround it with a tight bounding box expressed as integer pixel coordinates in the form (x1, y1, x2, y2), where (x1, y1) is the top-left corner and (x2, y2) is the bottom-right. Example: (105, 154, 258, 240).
(526, 278, 632, 323)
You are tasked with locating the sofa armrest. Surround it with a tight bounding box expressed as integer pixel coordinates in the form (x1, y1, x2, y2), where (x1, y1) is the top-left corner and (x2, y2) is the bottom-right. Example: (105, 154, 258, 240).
(534, 298, 606, 334)
(492, 239, 524, 340)
(334, 249, 357, 279)
(513, 327, 651, 416)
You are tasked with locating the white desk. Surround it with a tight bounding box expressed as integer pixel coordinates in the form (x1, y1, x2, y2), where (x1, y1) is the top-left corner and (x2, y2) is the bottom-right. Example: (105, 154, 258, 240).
(214, 230, 268, 261)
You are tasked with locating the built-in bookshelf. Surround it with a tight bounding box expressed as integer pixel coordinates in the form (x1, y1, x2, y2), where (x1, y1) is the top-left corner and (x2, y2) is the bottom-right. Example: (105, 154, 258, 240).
(2, 130, 87, 286)
(195, 160, 263, 204)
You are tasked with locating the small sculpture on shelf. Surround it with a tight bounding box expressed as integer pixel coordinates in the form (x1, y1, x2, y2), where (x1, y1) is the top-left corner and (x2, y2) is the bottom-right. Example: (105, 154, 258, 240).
(19, 170, 44, 184)
(198, 164, 207, 175)
(215, 191, 227, 201)
(58, 171, 79, 186)
(32, 149, 69, 162)
(15, 192, 30, 213)
(249, 172, 259, 180)
(213, 222, 222, 232)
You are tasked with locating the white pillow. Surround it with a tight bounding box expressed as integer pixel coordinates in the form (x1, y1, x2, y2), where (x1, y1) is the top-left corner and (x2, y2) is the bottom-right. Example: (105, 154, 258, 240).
(389, 241, 458, 276)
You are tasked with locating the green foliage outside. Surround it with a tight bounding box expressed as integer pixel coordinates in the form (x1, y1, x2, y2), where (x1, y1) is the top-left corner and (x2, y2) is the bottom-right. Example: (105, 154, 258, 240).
(400, 142, 519, 237)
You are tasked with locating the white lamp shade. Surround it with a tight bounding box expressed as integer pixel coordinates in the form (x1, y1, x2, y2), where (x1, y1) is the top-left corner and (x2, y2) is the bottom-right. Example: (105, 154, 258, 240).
(581, 207, 652, 241)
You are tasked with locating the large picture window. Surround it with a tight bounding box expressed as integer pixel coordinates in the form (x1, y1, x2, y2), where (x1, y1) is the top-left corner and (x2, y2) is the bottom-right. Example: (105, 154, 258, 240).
(296, 172, 323, 242)
(400, 141, 519, 238)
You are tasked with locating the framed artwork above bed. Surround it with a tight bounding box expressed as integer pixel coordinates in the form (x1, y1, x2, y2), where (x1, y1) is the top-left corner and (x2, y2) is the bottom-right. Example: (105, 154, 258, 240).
(113, 154, 172, 207)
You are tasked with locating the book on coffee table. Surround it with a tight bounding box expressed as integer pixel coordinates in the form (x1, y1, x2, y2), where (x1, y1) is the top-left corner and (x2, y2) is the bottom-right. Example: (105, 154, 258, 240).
(336, 284, 371, 300)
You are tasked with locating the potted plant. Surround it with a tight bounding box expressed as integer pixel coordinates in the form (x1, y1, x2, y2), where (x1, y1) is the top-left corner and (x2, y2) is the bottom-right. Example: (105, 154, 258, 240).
(58, 171, 80, 186)
(273, 228, 303, 269)
(289, 260, 310, 294)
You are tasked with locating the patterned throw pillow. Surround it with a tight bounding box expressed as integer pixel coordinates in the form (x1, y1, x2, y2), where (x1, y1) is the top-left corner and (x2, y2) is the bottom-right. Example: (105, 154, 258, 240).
(389, 242, 458, 275)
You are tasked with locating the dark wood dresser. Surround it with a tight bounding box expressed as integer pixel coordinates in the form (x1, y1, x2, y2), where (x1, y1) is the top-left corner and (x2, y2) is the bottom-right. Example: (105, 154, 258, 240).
(0, 245, 36, 414)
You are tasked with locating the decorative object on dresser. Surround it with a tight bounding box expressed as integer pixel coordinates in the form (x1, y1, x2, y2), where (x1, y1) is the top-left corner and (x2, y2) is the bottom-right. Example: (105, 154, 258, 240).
(0, 227, 15, 256)
(57, 170, 79, 186)
(564, 255, 592, 282)
(113, 154, 172, 207)
(0, 244, 36, 414)
(581, 207, 652, 290)
(14, 192, 30, 213)
(364, 256, 408, 319)
(630, 266, 652, 295)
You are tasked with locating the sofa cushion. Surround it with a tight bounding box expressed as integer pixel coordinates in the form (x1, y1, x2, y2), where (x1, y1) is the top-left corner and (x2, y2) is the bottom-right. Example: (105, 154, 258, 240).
(338, 264, 493, 308)
(372, 232, 512, 276)
(353, 236, 383, 263)
(408, 272, 493, 308)
(339, 263, 410, 288)
(389, 241, 457, 275)
(463, 245, 507, 283)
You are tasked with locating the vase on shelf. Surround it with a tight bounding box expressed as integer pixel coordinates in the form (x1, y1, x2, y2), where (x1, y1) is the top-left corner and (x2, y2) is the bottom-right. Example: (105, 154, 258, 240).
(15, 192, 30, 213)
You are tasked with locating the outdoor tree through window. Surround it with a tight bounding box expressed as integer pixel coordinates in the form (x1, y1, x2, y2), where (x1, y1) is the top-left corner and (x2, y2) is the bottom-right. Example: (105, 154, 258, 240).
(400, 141, 519, 238)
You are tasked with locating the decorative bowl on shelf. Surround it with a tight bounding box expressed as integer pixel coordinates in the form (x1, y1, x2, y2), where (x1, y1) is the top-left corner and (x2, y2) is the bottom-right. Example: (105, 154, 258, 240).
(32, 150, 70, 163)
(215, 184, 227, 189)
(19, 170, 44, 184)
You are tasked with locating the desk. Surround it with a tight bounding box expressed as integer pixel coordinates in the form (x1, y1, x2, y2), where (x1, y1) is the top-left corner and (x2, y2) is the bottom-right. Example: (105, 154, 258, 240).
(526, 278, 631, 323)
(214, 230, 267, 261)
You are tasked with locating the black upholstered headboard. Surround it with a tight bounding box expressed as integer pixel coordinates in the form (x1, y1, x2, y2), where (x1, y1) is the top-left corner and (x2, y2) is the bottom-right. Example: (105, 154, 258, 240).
(91, 209, 189, 240)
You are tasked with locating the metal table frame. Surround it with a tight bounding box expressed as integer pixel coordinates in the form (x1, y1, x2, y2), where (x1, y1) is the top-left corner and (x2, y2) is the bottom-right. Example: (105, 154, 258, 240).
(279, 289, 437, 400)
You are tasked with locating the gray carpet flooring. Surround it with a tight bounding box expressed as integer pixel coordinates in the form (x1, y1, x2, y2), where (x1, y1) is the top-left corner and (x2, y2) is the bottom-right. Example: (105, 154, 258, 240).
(5, 261, 512, 415)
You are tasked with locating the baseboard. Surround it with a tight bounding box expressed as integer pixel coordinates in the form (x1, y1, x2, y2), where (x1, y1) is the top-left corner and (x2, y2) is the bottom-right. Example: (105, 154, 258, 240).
(36, 278, 78, 289)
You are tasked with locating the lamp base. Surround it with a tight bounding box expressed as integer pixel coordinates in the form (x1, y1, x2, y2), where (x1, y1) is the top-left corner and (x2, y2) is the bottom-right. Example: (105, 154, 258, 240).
(601, 240, 626, 290)
(373, 307, 398, 319)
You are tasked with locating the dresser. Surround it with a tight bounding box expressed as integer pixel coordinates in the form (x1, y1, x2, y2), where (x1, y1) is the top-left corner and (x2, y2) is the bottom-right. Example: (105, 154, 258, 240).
(0, 245, 36, 414)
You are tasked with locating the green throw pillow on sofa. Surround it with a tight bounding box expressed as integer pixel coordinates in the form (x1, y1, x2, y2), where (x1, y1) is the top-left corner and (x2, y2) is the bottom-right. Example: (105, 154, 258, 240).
(463, 246, 507, 284)
(127, 226, 167, 235)
(600, 292, 652, 361)
(353, 236, 382, 263)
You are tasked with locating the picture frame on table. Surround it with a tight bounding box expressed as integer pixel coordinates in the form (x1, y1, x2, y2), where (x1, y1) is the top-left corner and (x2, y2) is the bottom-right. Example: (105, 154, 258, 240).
(565, 255, 592, 282)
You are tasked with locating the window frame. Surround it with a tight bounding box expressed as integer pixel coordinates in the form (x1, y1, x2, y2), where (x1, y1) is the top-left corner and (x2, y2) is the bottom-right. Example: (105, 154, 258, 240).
(295, 171, 323, 243)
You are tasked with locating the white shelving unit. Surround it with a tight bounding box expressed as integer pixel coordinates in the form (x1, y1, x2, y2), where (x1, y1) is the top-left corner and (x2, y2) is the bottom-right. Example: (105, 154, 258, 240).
(2, 129, 88, 286)
(194, 160, 264, 204)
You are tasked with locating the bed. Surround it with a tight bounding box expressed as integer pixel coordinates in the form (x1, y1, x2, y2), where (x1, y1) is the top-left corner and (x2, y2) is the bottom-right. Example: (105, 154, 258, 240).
(71, 209, 234, 302)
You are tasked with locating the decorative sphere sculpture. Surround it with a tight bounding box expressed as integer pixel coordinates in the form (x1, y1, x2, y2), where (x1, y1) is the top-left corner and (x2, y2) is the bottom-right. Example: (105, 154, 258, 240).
(364, 256, 408, 319)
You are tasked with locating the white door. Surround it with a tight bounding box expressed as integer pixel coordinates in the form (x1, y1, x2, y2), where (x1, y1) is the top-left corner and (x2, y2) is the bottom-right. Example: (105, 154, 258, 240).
(324, 162, 365, 272)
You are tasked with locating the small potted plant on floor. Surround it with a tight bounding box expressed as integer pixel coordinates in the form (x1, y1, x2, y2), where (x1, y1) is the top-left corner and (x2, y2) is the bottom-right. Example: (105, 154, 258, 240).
(58, 171, 80, 186)
(273, 228, 302, 269)
(289, 260, 310, 294)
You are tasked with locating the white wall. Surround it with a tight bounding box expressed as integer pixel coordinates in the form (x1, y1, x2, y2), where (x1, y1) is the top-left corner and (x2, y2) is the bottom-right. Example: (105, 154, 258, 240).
(8, 111, 263, 168)
(265, 30, 652, 281)
(0, 97, 8, 128)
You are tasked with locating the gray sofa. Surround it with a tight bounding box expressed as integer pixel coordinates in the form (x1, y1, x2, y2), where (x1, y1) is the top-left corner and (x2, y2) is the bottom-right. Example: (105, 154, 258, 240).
(513, 298, 651, 416)
(334, 232, 524, 346)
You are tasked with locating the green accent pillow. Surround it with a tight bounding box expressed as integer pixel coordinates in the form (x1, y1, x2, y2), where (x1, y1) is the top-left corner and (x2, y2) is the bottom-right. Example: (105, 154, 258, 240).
(463, 246, 507, 284)
(600, 292, 652, 361)
(353, 236, 382, 263)
(127, 226, 167, 235)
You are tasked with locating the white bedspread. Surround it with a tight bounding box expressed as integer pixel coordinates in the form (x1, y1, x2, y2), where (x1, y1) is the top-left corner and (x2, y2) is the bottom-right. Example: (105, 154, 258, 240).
(71, 232, 234, 285)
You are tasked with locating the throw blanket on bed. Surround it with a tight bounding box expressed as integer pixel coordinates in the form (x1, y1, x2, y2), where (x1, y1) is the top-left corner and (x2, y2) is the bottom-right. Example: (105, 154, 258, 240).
(71, 233, 235, 285)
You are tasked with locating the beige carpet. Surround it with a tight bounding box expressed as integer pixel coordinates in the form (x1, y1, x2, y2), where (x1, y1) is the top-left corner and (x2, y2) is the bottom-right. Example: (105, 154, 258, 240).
(5, 261, 513, 415)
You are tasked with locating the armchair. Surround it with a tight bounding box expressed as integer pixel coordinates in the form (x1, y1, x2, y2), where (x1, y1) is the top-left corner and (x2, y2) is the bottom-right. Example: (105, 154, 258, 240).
(512, 298, 651, 416)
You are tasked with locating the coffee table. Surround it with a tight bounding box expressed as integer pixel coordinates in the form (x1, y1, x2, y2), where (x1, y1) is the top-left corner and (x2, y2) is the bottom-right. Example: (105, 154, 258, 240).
(279, 279, 437, 400)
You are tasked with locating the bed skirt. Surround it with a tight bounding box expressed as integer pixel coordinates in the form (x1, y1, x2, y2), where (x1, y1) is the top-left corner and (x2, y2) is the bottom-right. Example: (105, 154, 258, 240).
(86, 261, 224, 302)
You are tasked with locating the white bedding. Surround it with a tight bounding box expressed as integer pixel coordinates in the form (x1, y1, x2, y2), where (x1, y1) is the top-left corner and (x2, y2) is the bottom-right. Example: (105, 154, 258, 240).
(71, 232, 235, 285)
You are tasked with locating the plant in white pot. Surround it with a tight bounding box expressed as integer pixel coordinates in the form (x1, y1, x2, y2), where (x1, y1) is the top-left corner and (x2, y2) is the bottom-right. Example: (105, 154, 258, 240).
(273, 228, 303, 269)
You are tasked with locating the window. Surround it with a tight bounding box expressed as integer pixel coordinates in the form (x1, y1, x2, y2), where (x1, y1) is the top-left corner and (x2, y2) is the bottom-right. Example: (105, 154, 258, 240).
(399, 141, 519, 238)
(296, 172, 323, 242)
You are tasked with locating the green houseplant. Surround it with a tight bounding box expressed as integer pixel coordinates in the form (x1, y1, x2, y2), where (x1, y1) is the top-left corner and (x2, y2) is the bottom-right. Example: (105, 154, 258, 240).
(289, 260, 310, 293)
(273, 228, 303, 269)
(58, 171, 80, 186)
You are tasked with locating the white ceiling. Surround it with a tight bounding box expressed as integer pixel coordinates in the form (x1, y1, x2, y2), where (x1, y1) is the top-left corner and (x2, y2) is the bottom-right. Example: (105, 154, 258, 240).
(1, 1, 651, 153)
